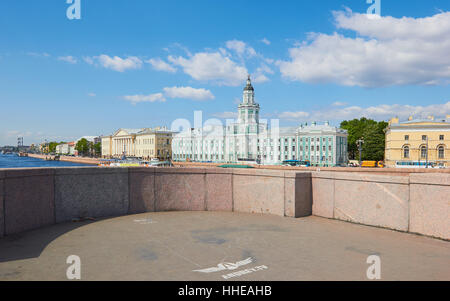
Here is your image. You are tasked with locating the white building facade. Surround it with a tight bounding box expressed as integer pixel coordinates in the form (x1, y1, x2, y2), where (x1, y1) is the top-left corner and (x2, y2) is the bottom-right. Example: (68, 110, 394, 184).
(172, 77, 348, 166)
(101, 127, 173, 160)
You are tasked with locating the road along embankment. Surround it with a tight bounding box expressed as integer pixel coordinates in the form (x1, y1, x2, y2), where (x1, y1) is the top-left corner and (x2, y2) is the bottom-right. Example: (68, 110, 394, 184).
(28, 154, 99, 165)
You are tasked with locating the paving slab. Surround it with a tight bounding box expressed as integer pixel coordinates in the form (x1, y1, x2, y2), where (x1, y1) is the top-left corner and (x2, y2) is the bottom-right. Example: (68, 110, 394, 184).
(0, 212, 448, 281)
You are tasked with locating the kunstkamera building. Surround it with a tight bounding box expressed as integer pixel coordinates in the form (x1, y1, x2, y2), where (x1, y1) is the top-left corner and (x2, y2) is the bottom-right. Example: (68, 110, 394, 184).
(172, 76, 348, 166)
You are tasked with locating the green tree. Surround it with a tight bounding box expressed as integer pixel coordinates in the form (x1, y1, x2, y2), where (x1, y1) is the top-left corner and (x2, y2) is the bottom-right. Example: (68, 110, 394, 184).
(93, 142, 101, 157)
(340, 118, 388, 161)
(47, 141, 65, 154)
(75, 139, 92, 156)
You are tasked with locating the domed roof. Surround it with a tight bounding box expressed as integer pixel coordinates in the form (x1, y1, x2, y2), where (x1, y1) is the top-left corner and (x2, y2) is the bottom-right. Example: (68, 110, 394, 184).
(243, 75, 254, 91)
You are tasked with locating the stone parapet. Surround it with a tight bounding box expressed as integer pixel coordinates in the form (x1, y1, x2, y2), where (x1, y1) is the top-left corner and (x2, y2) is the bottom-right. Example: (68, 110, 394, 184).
(0, 167, 448, 240)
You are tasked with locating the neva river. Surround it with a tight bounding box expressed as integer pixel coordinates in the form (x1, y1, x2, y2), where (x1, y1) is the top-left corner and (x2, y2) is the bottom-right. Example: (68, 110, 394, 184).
(0, 154, 91, 169)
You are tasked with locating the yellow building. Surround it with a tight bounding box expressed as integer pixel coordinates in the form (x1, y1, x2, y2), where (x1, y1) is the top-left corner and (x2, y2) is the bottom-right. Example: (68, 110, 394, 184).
(385, 115, 450, 168)
(101, 127, 174, 160)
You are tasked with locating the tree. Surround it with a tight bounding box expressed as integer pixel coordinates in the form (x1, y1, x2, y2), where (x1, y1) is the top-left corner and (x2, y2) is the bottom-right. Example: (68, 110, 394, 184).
(47, 141, 65, 154)
(340, 118, 388, 161)
(93, 142, 101, 157)
(75, 139, 92, 156)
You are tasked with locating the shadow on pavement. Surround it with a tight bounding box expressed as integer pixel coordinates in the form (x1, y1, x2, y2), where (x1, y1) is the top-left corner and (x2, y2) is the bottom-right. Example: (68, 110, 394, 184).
(0, 220, 97, 263)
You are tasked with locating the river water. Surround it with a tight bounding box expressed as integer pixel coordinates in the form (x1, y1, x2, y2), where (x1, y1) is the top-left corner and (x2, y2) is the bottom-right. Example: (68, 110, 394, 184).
(0, 153, 91, 168)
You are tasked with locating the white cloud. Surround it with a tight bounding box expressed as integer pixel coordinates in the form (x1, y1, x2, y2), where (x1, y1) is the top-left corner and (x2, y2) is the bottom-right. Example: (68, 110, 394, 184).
(279, 11, 450, 87)
(86, 55, 143, 72)
(168, 52, 248, 86)
(83, 56, 94, 65)
(332, 101, 348, 106)
(278, 102, 450, 122)
(252, 63, 274, 83)
(123, 86, 214, 105)
(252, 74, 269, 84)
(123, 93, 166, 105)
(88, 93, 96, 97)
(261, 38, 271, 45)
(57, 56, 77, 64)
(334, 10, 450, 41)
(146, 58, 177, 73)
(278, 111, 310, 120)
(26, 52, 50, 58)
(162, 86, 214, 101)
(226, 40, 257, 57)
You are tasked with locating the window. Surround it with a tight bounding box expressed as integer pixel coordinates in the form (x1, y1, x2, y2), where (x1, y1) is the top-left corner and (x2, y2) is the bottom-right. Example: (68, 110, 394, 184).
(438, 146, 445, 159)
(440, 135, 444, 141)
(420, 146, 427, 158)
(405, 135, 409, 141)
(403, 146, 410, 158)
(422, 135, 427, 141)
(292, 146, 296, 152)
(316, 146, 319, 151)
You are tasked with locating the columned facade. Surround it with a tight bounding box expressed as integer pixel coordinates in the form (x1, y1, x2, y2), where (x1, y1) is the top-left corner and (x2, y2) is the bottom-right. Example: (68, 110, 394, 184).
(172, 77, 348, 166)
(101, 127, 173, 160)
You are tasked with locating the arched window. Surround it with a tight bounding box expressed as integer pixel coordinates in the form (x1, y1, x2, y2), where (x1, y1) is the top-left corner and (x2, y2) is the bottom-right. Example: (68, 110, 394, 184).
(438, 146, 445, 159)
(420, 146, 427, 159)
(403, 146, 410, 158)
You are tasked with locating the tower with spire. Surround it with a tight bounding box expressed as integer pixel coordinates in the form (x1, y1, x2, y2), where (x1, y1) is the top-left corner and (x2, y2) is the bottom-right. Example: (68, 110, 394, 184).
(238, 75, 260, 125)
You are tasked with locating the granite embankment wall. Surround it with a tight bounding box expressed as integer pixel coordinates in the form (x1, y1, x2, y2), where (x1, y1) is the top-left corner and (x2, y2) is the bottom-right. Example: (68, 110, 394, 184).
(0, 167, 311, 238)
(0, 167, 448, 240)
(311, 172, 449, 240)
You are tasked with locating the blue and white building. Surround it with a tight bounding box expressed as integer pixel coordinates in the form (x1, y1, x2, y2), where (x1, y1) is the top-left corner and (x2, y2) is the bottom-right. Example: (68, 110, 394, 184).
(172, 76, 348, 166)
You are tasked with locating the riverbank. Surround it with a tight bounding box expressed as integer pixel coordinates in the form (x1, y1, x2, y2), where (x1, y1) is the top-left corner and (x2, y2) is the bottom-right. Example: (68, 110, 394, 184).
(172, 161, 450, 175)
(28, 154, 100, 165)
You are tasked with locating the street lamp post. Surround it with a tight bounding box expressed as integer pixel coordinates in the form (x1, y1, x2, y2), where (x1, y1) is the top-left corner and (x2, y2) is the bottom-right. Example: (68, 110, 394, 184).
(356, 137, 364, 167)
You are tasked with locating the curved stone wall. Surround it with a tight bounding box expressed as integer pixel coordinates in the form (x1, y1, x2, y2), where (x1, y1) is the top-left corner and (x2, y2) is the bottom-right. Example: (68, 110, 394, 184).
(0, 167, 312, 237)
(0, 167, 448, 240)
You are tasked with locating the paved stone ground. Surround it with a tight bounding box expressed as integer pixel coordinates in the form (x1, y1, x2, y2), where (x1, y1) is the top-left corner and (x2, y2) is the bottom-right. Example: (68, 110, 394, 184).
(0, 212, 449, 281)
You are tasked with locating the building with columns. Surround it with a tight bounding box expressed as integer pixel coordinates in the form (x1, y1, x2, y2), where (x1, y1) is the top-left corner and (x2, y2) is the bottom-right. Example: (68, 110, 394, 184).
(385, 115, 450, 168)
(172, 76, 348, 166)
(101, 127, 173, 160)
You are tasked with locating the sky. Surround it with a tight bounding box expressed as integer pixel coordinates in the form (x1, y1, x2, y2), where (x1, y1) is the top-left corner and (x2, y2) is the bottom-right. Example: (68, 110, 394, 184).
(0, 0, 450, 146)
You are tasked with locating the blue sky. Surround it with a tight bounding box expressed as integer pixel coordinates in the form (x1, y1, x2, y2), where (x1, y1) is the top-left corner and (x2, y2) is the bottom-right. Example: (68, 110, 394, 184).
(1, 0, 449, 145)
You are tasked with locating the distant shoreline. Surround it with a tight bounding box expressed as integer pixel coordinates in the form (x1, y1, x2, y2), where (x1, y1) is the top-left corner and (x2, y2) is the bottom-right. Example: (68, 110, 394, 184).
(28, 154, 100, 165)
